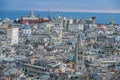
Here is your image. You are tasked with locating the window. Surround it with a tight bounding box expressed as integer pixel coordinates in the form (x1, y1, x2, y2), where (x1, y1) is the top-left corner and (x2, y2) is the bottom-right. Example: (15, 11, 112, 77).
(79, 67, 81, 70)
(78, 51, 83, 55)
(78, 57, 80, 60)
(24, 69, 27, 72)
(118, 53, 119, 55)
(81, 52, 83, 54)
(81, 57, 83, 60)
(78, 51, 80, 54)
(90, 58, 92, 61)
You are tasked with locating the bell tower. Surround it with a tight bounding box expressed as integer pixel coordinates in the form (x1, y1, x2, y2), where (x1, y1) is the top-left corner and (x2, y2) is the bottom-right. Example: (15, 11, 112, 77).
(75, 35, 85, 72)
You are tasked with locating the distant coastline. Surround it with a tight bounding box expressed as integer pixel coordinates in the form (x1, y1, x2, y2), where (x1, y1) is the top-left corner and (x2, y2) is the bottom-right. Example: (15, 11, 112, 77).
(0, 10, 120, 24)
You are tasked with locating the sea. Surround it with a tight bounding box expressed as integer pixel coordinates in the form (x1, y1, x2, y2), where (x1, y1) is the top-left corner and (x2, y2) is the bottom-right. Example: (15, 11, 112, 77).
(0, 10, 120, 24)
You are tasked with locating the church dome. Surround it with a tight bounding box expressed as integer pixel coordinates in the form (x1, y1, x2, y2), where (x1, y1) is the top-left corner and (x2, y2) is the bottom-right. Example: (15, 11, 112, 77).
(98, 30, 104, 35)
(55, 12, 62, 20)
(23, 22, 31, 29)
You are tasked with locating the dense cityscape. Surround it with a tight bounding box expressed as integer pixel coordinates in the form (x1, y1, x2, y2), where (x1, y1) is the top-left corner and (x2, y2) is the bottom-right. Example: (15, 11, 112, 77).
(0, 11, 120, 80)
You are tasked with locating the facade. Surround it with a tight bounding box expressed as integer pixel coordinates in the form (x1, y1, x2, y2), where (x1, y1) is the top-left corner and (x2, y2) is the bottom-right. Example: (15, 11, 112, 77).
(51, 13, 63, 45)
(75, 36, 85, 72)
(104, 44, 114, 55)
(106, 35, 115, 43)
(84, 51, 98, 62)
(69, 18, 73, 25)
(51, 26, 63, 45)
(75, 50, 85, 72)
(90, 17, 96, 24)
(45, 22, 54, 35)
(22, 22, 31, 36)
(98, 56, 120, 67)
(78, 24, 84, 31)
(113, 49, 120, 56)
(20, 11, 49, 24)
(22, 63, 48, 76)
(7, 27, 19, 45)
(62, 19, 68, 30)
(115, 35, 120, 43)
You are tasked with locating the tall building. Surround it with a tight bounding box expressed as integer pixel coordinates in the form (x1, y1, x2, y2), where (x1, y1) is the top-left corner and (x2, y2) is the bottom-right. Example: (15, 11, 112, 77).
(53, 12, 63, 44)
(7, 27, 19, 45)
(75, 35, 85, 72)
(52, 25, 63, 45)
(63, 20, 67, 30)
(91, 17, 96, 24)
(110, 18, 114, 26)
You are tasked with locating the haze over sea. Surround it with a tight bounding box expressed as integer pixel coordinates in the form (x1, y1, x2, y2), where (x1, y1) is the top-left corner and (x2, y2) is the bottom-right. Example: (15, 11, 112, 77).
(0, 10, 120, 24)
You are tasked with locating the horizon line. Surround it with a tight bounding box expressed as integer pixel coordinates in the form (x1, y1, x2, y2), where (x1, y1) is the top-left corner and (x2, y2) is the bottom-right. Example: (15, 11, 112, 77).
(1, 9, 120, 14)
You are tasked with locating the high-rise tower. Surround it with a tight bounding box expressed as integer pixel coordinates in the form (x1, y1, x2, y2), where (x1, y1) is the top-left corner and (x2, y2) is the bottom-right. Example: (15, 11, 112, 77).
(75, 35, 85, 72)
(7, 27, 19, 45)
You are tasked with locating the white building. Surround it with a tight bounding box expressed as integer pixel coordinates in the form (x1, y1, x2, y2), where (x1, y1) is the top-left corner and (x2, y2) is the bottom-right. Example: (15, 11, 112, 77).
(98, 56, 120, 67)
(115, 36, 120, 43)
(69, 18, 73, 25)
(78, 24, 84, 31)
(22, 22, 31, 36)
(7, 27, 19, 45)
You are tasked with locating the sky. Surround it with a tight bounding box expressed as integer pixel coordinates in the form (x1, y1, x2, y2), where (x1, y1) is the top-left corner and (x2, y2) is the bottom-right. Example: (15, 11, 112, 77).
(0, 0, 120, 13)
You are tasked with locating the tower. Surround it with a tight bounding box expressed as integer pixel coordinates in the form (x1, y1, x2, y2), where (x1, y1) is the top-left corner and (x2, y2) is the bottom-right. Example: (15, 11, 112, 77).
(29, 11, 35, 18)
(63, 20, 67, 30)
(59, 26, 62, 42)
(110, 18, 114, 26)
(50, 26, 63, 45)
(75, 35, 85, 72)
(53, 26, 62, 43)
(54, 11, 62, 21)
(91, 17, 96, 24)
(7, 27, 19, 45)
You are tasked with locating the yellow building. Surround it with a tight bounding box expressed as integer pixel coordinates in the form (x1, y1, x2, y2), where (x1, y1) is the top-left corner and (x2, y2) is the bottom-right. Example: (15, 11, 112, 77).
(1, 23, 8, 29)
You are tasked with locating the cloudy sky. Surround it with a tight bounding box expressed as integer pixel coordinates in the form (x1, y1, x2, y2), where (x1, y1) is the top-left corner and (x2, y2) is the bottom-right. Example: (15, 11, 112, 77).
(0, 0, 120, 13)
